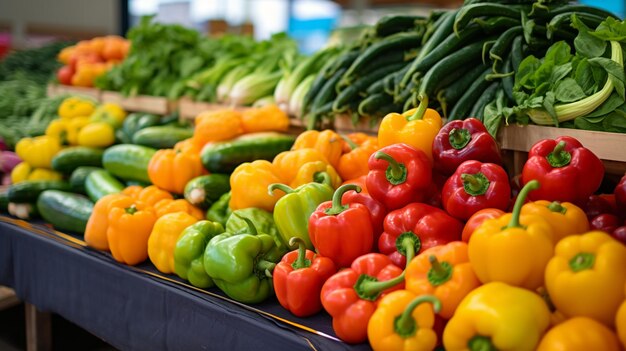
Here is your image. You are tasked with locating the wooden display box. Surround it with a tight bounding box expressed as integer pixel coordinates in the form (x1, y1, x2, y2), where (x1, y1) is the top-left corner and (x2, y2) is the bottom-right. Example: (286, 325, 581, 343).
(101, 91, 177, 115)
(46, 84, 101, 100)
(178, 98, 239, 121)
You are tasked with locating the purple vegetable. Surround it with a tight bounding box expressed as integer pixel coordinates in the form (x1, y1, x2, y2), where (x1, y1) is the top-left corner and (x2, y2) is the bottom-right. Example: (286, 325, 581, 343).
(0, 138, 6, 152)
(2, 173, 11, 186)
(0, 151, 21, 173)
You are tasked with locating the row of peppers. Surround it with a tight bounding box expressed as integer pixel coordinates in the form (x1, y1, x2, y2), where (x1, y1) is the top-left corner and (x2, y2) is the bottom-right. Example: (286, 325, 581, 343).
(81, 99, 626, 350)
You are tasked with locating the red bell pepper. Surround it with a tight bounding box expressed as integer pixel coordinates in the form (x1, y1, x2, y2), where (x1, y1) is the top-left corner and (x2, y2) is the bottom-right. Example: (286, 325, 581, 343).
(341, 174, 369, 194)
(461, 208, 506, 242)
(590, 213, 621, 234)
(366, 143, 432, 210)
(341, 189, 386, 245)
(321, 253, 408, 344)
(521, 136, 604, 204)
(379, 203, 463, 268)
(309, 184, 374, 268)
(584, 194, 618, 220)
(432, 118, 502, 175)
(616, 175, 626, 219)
(273, 238, 337, 317)
(612, 226, 626, 245)
(441, 160, 511, 221)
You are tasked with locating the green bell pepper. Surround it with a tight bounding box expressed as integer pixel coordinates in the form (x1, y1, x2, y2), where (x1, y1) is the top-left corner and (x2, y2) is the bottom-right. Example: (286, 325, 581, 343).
(226, 207, 288, 258)
(203, 216, 278, 303)
(268, 179, 333, 250)
(206, 192, 232, 226)
(173, 221, 225, 288)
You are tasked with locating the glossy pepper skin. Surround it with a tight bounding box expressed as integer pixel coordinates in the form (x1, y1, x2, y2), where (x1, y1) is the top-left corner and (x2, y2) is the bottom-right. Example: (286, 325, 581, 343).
(77, 122, 116, 148)
(379, 203, 463, 268)
(153, 198, 204, 220)
(617, 291, 626, 348)
(273, 238, 337, 317)
(377, 97, 443, 163)
(521, 200, 589, 242)
(11, 162, 62, 184)
(432, 118, 502, 175)
(107, 198, 157, 266)
(58, 97, 96, 119)
(148, 149, 206, 194)
(337, 133, 379, 181)
(522, 136, 604, 204)
(443, 282, 551, 351)
(366, 143, 432, 210)
(203, 217, 279, 304)
(291, 129, 343, 168)
(545, 231, 626, 327)
(469, 180, 554, 290)
(405, 242, 481, 319)
(269, 176, 333, 250)
(321, 253, 407, 344)
(442, 160, 511, 221)
(537, 317, 622, 351)
(229, 160, 284, 211)
(15, 136, 62, 169)
(273, 149, 342, 189)
(240, 104, 289, 133)
(173, 221, 225, 288)
(147, 212, 199, 274)
(226, 208, 288, 261)
(461, 208, 505, 242)
(367, 292, 441, 351)
(206, 192, 232, 226)
(342, 188, 387, 244)
(85, 193, 128, 251)
(193, 109, 243, 149)
(616, 174, 626, 220)
(308, 184, 374, 268)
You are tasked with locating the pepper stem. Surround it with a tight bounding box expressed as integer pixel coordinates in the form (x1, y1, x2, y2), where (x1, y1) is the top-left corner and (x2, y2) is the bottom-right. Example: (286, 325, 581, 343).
(461, 172, 490, 196)
(313, 171, 332, 187)
(507, 180, 540, 229)
(339, 134, 359, 150)
(289, 237, 311, 270)
(407, 93, 428, 121)
(569, 252, 595, 272)
(546, 141, 572, 168)
(125, 205, 138, 215)
(468, 336, 497, 351)
(257, 259, 276, 278)
(268, 183, 294, 196)
(325, 184, 360, 216)
(394, 295, 442, 338)
(395, 232, 420, 266)
(547, 201, 567, 214)
(427, 256, 453, 286)
(233, 214, 258, 235)
(374, 151, 407, 185)
(449, 128, 472, 150)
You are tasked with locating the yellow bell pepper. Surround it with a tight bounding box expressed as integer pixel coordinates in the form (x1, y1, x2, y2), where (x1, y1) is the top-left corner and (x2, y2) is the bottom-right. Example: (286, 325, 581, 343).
(545, 231, 626, 327)
(443, 282, 551, 351)
(66, 116, 92, 145)
(240, 104, 289, 133)
(45, 119, 69, 144)
(58, 96, 96, 119)
(272, 148, 328, 183)
(230, 160, 285, 212)
(77, 122, 115, 148)
(291, 130, 344, 168)
(468, 180, 554, 290)
(377, 95, 442, 163)
(521, 200, 589, 243)
(11, 162, 63, 183)
(15, 136, 62, 169)
(616, 291, 626, 348)
(367, 291, 440, 351)
(90, 103, 127, 129)
(147, 211, 198, 274)
(536, 317, 622, 351)
(289, 161, 342, 189)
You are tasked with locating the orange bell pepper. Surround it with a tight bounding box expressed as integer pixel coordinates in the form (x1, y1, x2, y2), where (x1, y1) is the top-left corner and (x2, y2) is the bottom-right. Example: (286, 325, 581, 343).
(617, 289, 626, 348)
(129, 185, 174, 207)
(537, 317, 622, 351)
(337, 133, 378, 181)
(147, 211, 199, 274)
(342, 175, 369, 194)
(174, 138, 202, 156)
(148, 149, 206, 194)
(367, 292, 441, 351)
(107, 198, 157, 265)
(84, 193, 128, 251)
(154, 198, 204, 220)
(291, 130, 344, 168)
(122, 185, 144, 198)
(240, 104, 289, 133)
(377, 96, 442, 163)
(272, 148, 329, 183)
(193, 109, 244, 149)
(405, 241, 481, 319)
(229, 160, 284, 211)
(521, 200, 589, 242)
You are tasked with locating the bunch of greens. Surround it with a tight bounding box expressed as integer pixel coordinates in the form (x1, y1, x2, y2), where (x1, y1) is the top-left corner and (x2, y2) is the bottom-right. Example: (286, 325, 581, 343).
(0, 41, 72, 84)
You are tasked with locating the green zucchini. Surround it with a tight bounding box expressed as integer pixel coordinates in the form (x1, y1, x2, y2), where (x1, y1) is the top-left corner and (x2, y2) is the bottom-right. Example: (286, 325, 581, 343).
(510, 35, 524, 73)
(501, 54, 515, 102)
(0, 190, 8, 212)
(448, 67, 493, 120)
(122, 112, 161, 140)
(85, 170, 125, 202)
(51, 146, 104, 174)
(439, 64, 488, 114)
(470, 82, 501, 121)
(473, 16, 521, 33)
(454, 3, 524, 35)
(7, 180, 71, 203)
(102, 144, 156, 183)
(542, 5, 619, 20)
(489, 27, 523, 66)
(201, 132, 295, 173)
(374, 15, 425, 37)
(8, 202, 38, 220)
(308, 68, 347, 130)
(132, 126, 194, 149)
(184, 174, 231, 209)
(358, 93, 393, 117)
(37, 190, 93, 233)
(69, 167, 103, 194)
(547, 13, 606, 40)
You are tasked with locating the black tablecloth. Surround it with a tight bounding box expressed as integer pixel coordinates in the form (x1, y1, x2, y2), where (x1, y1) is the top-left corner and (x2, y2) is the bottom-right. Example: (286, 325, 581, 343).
(0, 216, 371, 351)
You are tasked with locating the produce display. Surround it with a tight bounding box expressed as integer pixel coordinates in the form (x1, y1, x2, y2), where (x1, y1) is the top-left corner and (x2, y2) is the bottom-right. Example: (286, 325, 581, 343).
(2, 0, 626, 350)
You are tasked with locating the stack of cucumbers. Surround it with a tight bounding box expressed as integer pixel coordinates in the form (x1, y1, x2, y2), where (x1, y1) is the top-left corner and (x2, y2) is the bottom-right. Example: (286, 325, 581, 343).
(302, 0, 618, 130)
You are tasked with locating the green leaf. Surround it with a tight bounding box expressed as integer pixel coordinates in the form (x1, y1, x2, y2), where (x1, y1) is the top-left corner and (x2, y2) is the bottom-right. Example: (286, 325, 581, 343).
(483, 90, 506, 138)
(572, 14, 607, 58)
(589, 56, 626, 100)
(590, 17, 626, 42)
(516, 55, 541, 90)
(603, 112, 626, 132)
(585, 92, 625, 117)
(574, 60, 597, 95)
(543, 91, 558, 126)
(550, 63, 572, 85)
(575, 116, 605, 131)
(554, 78, 587, 103)
(545, 41, 572, 66)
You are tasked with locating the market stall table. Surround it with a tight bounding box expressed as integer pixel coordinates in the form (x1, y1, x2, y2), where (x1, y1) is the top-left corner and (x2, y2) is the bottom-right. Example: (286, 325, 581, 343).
(0, 216, 371, 351)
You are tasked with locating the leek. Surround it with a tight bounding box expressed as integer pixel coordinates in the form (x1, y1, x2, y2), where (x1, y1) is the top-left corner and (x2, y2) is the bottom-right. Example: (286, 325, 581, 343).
(216, 65, 254, 103)
(252, 96, 276, 108)
(228, 71, 282, 106)
(288, 75, 315, 118)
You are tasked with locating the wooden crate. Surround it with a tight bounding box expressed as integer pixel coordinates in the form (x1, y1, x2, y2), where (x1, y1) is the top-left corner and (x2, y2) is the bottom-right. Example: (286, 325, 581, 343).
(178, 98, 254, 121)
(46, 84, 101, 100)
(101, 91, 177, 115)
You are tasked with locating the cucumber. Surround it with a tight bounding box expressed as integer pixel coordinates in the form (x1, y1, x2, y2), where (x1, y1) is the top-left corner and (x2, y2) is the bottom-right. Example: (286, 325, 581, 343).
(439, 63, 488, 113)
(7, 180, 72, 203)
(85, 170, 125, 202)
(8, 202, 38, 220)
(358, 93, 393, 117)
(201, 132, 295, 173)
(132, 126, 194, 149)
(454, 3, 524, 35)
(51, 146, 104, 174)
(375, 15, 425, 37)
(470, 82, 501, 121)
(69, 167, 103, 194)
(37, 190, 94, 233)
(102, 144, 156, 183)
(489, 27, 523, 66)
(0, 190, 8, 212)
(184, 174, 231, 209)
(449, 67, 493, 120)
